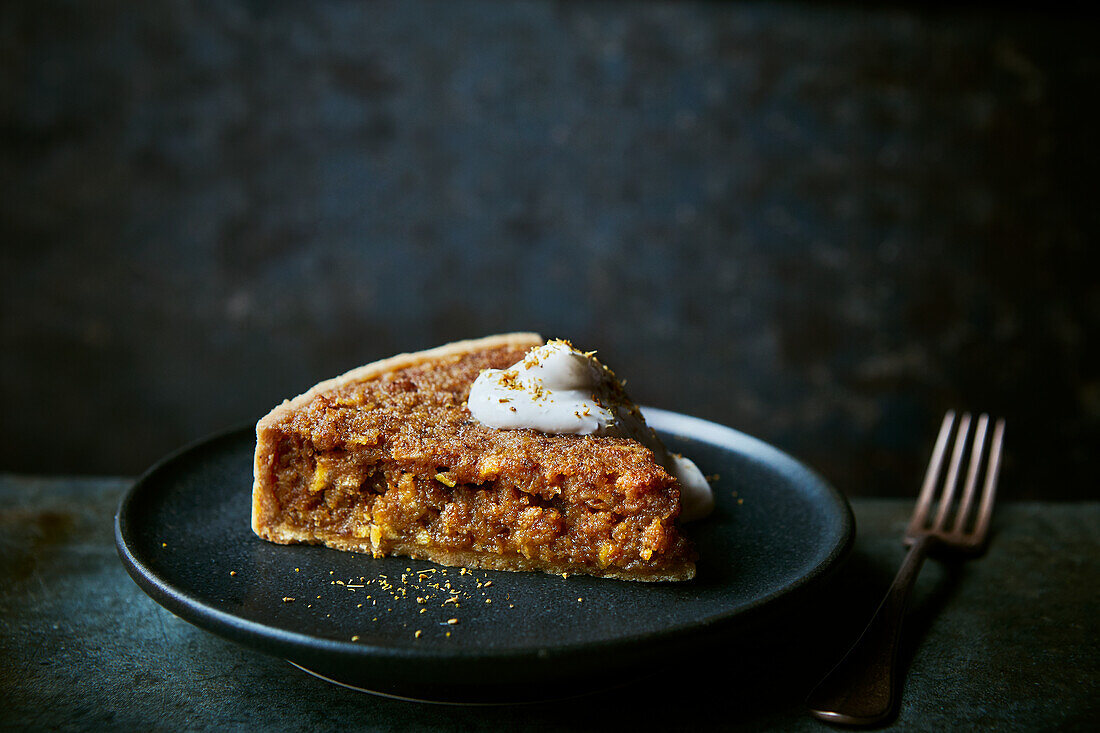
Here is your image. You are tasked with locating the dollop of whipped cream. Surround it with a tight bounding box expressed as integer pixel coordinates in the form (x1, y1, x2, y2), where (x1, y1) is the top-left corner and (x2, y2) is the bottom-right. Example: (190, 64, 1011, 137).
(467, 340, 714, 522)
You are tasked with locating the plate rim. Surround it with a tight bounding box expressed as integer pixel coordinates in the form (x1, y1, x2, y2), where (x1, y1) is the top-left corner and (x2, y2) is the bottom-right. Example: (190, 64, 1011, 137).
(115, 407, 855, 667)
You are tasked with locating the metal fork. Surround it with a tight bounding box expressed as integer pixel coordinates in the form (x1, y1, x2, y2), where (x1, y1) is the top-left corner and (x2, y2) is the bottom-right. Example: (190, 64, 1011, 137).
(806, 411, 1006, 726)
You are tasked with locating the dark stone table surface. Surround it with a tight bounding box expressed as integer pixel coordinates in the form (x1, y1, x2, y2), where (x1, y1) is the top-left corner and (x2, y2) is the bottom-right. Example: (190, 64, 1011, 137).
(1, 474, 1096, 731)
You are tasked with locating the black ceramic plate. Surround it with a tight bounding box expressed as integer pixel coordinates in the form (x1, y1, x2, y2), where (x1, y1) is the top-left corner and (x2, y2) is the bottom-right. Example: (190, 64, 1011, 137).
(116, 408, 853, 703)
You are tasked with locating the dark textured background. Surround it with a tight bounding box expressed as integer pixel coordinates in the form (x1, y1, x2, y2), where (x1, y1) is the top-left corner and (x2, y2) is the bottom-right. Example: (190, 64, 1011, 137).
(1, 1, 1097, 498)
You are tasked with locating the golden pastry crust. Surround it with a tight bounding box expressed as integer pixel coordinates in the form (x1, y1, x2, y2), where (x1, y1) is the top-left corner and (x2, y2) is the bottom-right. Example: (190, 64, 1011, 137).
(252, 333, 696, 581)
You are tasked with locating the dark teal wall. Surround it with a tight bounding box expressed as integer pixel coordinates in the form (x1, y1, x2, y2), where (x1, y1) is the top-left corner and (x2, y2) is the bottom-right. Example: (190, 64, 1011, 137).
(1, 2, 1096, 497)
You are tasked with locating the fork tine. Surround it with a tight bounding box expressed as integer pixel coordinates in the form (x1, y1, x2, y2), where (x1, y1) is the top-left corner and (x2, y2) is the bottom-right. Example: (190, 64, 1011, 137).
(953, 414, 990, 534)
(908, 411, 956, 535)
(972, 418, 1006, 541)
(933, 412, 971, 530)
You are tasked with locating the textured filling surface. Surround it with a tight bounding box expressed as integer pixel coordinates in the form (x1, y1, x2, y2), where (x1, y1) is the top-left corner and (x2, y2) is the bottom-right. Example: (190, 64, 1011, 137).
(253, 339, 697, 580)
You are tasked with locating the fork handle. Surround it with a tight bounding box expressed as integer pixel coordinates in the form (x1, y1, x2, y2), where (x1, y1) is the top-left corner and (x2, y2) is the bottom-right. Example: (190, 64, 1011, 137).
(806, 535, 934, 726)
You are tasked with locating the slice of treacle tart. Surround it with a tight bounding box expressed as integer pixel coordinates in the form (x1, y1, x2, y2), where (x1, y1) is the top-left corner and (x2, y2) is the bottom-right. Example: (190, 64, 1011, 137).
(252, 333, 700, 581)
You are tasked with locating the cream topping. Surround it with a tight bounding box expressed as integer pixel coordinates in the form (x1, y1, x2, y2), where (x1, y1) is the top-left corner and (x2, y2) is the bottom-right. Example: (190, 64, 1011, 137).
(467, 340, 714, 522)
